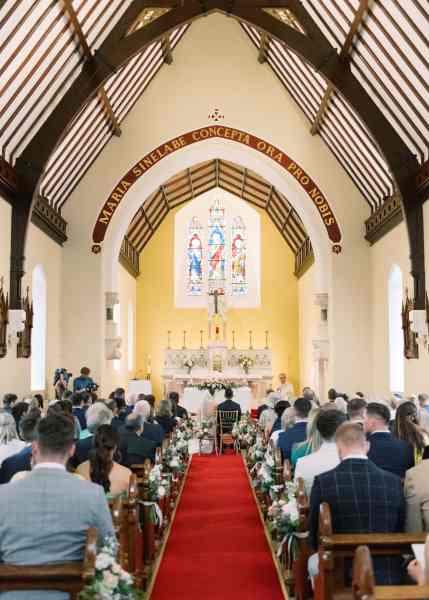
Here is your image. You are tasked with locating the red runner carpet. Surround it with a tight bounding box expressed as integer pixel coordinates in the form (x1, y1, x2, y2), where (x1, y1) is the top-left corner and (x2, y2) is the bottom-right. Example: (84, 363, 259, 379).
(150, 454, 285, 600)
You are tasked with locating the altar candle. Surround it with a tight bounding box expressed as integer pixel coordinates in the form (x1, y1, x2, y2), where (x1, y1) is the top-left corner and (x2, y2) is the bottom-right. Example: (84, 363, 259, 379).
(265, 330, 269, 349)
(200, 330, 204, 348)
(249, 330, 253, 349)
(147, 354, 152, 375)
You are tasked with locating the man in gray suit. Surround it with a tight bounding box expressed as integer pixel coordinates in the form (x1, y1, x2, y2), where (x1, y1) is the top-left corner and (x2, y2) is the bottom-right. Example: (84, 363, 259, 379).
(0, 413, 115, 600)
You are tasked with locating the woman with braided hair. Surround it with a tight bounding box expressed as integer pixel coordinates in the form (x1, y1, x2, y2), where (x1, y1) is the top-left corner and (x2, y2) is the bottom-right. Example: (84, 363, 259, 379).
(76, 424, 131, 498)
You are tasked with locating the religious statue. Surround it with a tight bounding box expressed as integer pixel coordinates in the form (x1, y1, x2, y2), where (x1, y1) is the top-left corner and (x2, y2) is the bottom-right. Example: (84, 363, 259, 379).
(17, 287, 33, 359)
(402, 291, 419, 359)
(0, 277, 8, 359)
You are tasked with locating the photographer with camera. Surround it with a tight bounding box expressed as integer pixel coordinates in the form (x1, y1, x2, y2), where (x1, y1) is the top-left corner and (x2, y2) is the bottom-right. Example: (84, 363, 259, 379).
(73, 367, 98, 394)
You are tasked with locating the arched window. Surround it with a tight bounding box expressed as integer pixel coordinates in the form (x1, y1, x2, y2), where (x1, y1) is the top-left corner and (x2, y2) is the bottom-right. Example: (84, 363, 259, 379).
(187, 217, 203, 295)
(231, 216, 247, 295)
(128, 301, 134, 372)
(113, 303, 121, 372)
(208, 198, 226, 293)
(388, 264, 404, 393)
(31, 265, 47, 391)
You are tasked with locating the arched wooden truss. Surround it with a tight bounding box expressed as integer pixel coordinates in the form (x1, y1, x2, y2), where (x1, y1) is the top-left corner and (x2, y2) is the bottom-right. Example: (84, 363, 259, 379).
(122, 158, 313, 278)
(0, 1, 427, 307)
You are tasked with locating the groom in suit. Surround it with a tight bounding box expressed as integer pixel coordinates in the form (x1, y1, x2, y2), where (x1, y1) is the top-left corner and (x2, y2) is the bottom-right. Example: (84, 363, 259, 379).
(0, 413, 114, 600)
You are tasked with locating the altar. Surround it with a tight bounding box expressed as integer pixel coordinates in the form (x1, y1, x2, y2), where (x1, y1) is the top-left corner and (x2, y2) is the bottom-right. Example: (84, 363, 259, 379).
(161, 290, 273, 410)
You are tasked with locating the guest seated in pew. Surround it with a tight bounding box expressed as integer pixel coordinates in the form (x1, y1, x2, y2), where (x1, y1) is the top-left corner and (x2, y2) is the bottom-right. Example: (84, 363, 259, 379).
(308, 422, 405, 584)
(69, 402, 113, 469)
(108, 394, 128, 434)
(294, 409, 347, 494)
(77, 424, 131, 499)
(156, 399, 178, 435)
(364, 402, 414, 478)
(120, 414, 158, 465)
(0, 409, 41, 483)
(347, 396, 367, 424)
(169, 391, 188, 420)
(71, 392, 88, 430)
(405, 452, 429, 532)
(269, 400, 290, 444)
(0, 413, 114, 600)
(132, 400, 165, 445)
(258, 391, 280, 436)
(278, 397, 312, 462)
(291, 407, 321, 467)
(0, 412, 26, 467)
(11, 401, 29, 436)
(394, 400, 429, 465)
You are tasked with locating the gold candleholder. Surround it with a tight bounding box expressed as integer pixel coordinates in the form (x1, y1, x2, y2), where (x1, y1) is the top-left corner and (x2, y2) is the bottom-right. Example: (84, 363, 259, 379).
(232, 330, 236, 349)
(183, 330, 187, 349)
(167, 330, 171, 349)
(249, 330, 253, 349)
(200, 329, 204, 349)
(265, 330, 269, 349)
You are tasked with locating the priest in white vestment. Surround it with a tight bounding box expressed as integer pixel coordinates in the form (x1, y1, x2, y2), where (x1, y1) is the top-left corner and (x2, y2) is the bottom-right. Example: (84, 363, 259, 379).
(277, 373, 295, 402)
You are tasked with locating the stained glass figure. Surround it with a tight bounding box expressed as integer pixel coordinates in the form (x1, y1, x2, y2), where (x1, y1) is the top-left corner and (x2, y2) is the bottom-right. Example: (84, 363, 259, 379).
(231, 216, 247, 295)
(208, 199, 226, 293)
(187, 217, 203, 295)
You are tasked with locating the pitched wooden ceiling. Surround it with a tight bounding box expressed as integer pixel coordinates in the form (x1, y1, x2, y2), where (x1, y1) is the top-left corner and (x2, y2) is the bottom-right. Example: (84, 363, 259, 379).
(0, 1, 427, 219)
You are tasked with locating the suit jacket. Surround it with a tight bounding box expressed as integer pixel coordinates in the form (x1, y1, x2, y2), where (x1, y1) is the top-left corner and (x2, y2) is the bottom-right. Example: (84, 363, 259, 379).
(404, 460, 429, 532)
(367, 432, 414, 479)
(0, 467, 114, 600)
(142, 421, 165, 445)
(277, 421, 307, 462)
(309, 458, 405, 584)
(294, 441, 339, 496)
(0, 446, 32, 484)
(120, 431, 157, 465)
(69, 435, 94, 469)
(217, 399, 241, 432)
(175, 405, 188, 420)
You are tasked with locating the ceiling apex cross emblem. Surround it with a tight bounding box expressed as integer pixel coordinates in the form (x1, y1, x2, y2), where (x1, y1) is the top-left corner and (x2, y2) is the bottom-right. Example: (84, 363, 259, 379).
(208, 108, 224, 122)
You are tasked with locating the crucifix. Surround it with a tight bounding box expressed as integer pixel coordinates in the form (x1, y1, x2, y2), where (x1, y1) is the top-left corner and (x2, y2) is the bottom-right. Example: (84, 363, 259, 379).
(208, 289, 227, 342)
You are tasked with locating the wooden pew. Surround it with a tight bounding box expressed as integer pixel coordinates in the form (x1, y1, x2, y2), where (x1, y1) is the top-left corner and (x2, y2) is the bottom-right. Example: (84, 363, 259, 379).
(119, 474, 145, 588)
(292, 477, 312, 600)
(315, 503, 427, 600)
(352, 545, 429, 600)
(0, 528, 97, 599)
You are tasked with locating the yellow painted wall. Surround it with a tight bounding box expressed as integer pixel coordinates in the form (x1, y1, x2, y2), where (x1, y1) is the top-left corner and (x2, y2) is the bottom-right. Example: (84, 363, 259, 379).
(136, 205, 299, 400)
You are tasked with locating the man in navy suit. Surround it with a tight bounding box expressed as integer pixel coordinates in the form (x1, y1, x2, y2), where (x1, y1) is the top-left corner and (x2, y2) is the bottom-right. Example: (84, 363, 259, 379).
(217, 387, 241, 431)
(0, 410, 40, 484)
(277, 396, 311, 462)
(309, 422, 405, 585)
(364, 402, 414, 478)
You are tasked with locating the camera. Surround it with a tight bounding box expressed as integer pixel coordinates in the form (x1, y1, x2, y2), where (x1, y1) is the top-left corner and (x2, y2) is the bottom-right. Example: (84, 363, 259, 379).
(85, 382, 99, 393)
(54, 368, 73, 385)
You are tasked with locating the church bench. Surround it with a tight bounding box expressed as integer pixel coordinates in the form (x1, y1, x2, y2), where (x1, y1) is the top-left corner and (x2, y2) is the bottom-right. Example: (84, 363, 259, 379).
(119, 474, 145, 589)
(315, 503, 427, 600)
(352, 545, 429, 600)
(0, 527, 97, 599)
(291, 477, 312, 600)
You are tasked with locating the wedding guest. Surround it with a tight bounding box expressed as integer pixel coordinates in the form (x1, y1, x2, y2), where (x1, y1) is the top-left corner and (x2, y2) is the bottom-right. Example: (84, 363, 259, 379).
(347, 397, 367, 424)
(256, 389, 274, 419)
(259, 392, 280, 435)
(69, 402, 113, 469)
(278, 397, 312, 462)
(294, 409, 347, 494)
(308, 422, 405, 585)
(271, 406, 295, 448)
(11, 401, 29, 435)
(0, 410, 41, 483)
(73, 366, 95, 393)
(156, 399, 178, 434)
(217, 388, 241, 423)
(0, 413, 114, 599)
(120, 414, 158, 465)
(394, 401, 429, 464)
(72, 392, 87, 430)
(291, 407, 322, 468)
(77, 424, 131, 498)
(169, 391, 188, 420)
(0, 413, 26, 467)
(132, 400, 164, 445)
(364, 402, 414, 479)
(269, 400, 290, 440)
(2, 393, 17, 414)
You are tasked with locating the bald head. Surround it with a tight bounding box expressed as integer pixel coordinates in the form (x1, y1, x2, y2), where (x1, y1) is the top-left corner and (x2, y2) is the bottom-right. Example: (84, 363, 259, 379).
(335, 422, 368, 461)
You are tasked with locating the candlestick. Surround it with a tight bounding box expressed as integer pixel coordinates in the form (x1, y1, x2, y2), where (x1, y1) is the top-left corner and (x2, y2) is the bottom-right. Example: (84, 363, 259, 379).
(200, 329, 204, 349)
(147, 354, 152, 375)
(232, 330, 236, 349)
(183, 330, 187, 349)
(249, 330, 253, 349)
(167, 330, 171, 349)
(265, 330, 269, 349)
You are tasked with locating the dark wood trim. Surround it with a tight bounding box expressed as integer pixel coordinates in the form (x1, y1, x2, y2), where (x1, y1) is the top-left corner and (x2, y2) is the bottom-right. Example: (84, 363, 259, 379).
(0, 157, 18, 202)
(364, 194, 403, 245)
(119, 236, 140, 278)
(31, 196, 68, 246)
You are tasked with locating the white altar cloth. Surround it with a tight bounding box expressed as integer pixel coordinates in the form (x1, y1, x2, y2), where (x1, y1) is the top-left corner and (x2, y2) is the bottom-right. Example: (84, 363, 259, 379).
(182, 386, 253, 417)
(128, 379, 152, 398)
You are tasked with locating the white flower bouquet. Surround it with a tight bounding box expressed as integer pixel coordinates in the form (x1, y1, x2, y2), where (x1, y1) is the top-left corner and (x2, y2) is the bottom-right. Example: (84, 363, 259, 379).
(79, 536, 141, 600)
(238, 355, 254, 373)
(148, 464, 171, 500)
(196, 418, 215, 440)
(183, 358, 195, 373)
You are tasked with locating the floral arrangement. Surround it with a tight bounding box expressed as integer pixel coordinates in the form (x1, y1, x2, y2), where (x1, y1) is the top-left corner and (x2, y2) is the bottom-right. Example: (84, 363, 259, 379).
(247, 433, 266, 466)
(195, 418, 215, 440)
(189, 380, 238, 396)
(79, 536, 141, 600)
(255, 448, 277, 494)
(163, 445, 186, 473)
(238, 355, 254, 373)
(183, 357, 196, 373)
(232, 415, 257, 449)
(266, 482, 302, 562)
(148, 464, 171, 501)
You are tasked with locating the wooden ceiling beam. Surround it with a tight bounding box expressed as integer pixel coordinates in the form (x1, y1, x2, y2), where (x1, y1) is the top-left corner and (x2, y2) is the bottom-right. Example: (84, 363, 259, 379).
(162, 35, 174, 64)
(61, 0, 121, 137)
(258, 33, 269, 63)
(310, 0, 370, 135)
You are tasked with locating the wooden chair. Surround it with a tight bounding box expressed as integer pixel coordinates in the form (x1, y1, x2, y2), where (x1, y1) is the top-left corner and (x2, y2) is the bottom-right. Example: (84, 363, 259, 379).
(315, 503, 427, 600)
(352, 545, 429, 600)
(0, 528, 97, 599)
(217, 409, 239, 454)
(119, 474, 145, 588)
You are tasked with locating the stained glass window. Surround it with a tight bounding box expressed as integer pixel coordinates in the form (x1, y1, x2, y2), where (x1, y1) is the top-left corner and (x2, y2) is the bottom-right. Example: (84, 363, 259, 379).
(187, 217, 203, 295)
(231, 216, 247, 295)
(208, 199, 226, 293)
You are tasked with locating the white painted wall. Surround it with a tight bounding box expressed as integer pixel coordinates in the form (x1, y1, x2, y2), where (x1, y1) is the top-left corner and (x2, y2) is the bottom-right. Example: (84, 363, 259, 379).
(298, 265, 319, 392)
(0, 196, 62, 401)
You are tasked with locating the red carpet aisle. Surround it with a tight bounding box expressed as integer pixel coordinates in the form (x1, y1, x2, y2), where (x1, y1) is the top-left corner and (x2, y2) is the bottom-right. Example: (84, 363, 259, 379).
(150, 454, 285, 600)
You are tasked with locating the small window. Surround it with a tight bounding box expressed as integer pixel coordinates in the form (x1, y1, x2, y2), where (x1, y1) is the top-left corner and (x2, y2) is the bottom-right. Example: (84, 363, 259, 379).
(31, 265, 47, 391)
(128, 301, 134, 372)
(113, 303, 121, 372)
(388, 264, 404, 393)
